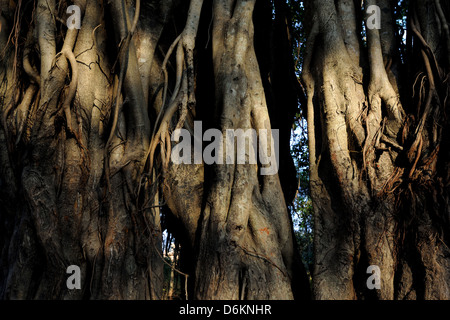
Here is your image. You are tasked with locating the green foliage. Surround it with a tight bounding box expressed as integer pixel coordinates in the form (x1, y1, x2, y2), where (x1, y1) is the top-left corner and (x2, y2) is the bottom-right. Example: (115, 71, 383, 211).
(286, 0, 305, 74)
(290, 121, 314, 280)
(292, 196, 314, 279)
(286, 0, 313, 280)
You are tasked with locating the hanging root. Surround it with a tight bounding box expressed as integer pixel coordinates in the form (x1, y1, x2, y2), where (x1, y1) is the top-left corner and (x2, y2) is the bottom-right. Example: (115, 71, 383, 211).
(405, 15, 439, 168)
(147, 0, 204, 173)
(106, 0, 147, 150)
(61, 47, 78, 134)
(103, 0, 143, 195)
(50, 1, 85, 135)
(14, 85, 38, 144)
(148, 73, 187, 173)
(23, 29, 41, 86)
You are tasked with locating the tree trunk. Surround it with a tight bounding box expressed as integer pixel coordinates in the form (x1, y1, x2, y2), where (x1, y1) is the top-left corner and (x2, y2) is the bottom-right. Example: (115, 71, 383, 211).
(303, 0, 450, 299)
(0, 0, 309, 300)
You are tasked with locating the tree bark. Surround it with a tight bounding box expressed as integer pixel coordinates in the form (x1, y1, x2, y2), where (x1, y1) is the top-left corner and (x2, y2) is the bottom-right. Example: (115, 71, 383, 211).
(304, 0, 450, 300)
(0, 0, 309, 300)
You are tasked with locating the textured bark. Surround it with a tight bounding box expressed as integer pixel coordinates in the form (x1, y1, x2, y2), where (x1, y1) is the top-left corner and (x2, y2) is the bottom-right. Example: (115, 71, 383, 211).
(189, 0, 308, 299)
(304, 0, 450, 300)
(0, 0, 308, 300)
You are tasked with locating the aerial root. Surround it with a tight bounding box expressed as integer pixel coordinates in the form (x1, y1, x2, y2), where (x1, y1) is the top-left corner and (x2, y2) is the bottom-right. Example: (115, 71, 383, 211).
(14, 85, 38, 144)
(61, 48, 79, 134)
(146, 0, 204, 174)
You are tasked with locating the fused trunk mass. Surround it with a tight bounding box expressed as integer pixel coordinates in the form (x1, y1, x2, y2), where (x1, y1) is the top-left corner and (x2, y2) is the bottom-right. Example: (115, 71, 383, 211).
(0, 0, 307, 299)
(303, 0, 450, 299)
(2, 0, 448, 301)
